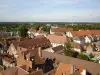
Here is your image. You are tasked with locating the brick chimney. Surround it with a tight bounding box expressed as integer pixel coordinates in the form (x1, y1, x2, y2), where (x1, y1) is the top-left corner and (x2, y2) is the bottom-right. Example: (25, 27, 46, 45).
(38, 47, 42, 57)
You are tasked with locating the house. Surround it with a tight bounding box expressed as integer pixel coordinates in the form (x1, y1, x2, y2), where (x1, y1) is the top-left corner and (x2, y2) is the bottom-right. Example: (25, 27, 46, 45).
(27, 27, 36, 38)
(67, 31, 92, 44)
(50, 27, 73, 34)
(7, 36, 51, 58)
(67, 30, 100, 44)
(54, 63, 86, 75)
(2, 55, 15, 68)
(46, 34, 69, 47)
(0, 40, 9, 53)
(17, 48, 44, 71)
(17, 50, 56, 74)
(28, 27, 47, 38)
(73, 36, 85, 44)
(70, 42, 85, 53)
(43, 45, 64, 54)
(0, 31, 12, 38)
(45, 62, 86, 75)
(0, 54, 16, 68)
(86, 42, 100, 56)
(36, 27, 47, 36)
(42, 51, 100, 75)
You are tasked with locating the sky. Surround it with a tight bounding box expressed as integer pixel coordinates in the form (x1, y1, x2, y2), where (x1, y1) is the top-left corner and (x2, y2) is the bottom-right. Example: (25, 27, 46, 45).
(0, 0, 100, 22)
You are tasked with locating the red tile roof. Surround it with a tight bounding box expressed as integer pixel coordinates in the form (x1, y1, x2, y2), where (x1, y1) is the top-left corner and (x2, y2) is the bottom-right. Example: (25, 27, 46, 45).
(46, 34, 68, 44)
(71, 30, 100, 37)
(12, 36, 51, 49)
(51, 28, 73, 32)
(55, 63, 71, 75)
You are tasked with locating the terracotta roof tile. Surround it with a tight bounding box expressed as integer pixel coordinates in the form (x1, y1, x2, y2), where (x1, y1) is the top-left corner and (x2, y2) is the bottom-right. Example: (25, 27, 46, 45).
(46, 34, 68, 44)
(13, 36, 51, 49)
(71, 30, 100, 37)
(51, 28, 73, 32)
(55, 63, 71, 75)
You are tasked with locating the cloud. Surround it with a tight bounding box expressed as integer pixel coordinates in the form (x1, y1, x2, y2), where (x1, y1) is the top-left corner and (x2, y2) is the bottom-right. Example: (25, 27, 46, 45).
(0, 0, 100, 22)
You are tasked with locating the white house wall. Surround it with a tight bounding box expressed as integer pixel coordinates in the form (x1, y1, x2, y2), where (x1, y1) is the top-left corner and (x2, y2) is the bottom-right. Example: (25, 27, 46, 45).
(3, 60, 15, 68)
(73, 40, 81, 44)
(50, 29, 55, 34)
(85, 36, 91, 43)
(66, 32, 73, 37)
(7, 44, 17, 56)
(73, 48, 81, 53)
(51, 43, 64, 47)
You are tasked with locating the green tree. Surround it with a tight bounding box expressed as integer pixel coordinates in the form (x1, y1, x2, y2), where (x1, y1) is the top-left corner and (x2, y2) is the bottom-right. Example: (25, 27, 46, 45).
(64, 42, 74, 57)
(17, 25, 28, 37)
(77, 53, 90, 61)
(42, 26, 51, 33)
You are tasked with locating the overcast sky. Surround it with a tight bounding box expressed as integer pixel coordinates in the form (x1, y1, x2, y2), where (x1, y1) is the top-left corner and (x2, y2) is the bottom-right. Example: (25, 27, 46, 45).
(0, 0, 100, 22)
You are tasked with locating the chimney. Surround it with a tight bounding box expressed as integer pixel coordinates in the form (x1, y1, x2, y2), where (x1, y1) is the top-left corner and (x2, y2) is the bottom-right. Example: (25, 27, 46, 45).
(38, 47, 42, 57)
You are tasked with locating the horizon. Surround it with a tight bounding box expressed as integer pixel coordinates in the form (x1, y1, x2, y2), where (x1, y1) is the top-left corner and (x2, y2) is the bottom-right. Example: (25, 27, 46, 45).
(0, 0, 100, 22)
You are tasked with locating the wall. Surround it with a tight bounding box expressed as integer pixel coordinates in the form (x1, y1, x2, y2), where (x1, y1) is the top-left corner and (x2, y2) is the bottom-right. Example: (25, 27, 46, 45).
(73, 40, 81, 44)
(51, 43, 64, 47)
(7, 44, 17, 57)
(50, 29, 55, 34)
(73, 48, 81, 53)
(85, 36, 91, 43)
(66, 32, 73, 37)
(3, 60, 15, 68)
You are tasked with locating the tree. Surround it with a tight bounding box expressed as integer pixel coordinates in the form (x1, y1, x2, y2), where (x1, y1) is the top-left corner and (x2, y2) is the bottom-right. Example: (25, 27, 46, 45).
(77, 53, 90, 61)
(64, 42, 74, 57)
(17, 25, 28, 37)
(42, 26, 51, 33)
